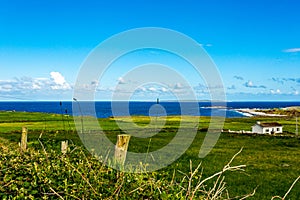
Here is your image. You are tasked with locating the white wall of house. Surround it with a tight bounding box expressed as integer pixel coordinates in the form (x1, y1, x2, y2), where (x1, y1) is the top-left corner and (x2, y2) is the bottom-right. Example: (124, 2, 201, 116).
(252, 124, 263, 134)
(252, 124, 283, 134)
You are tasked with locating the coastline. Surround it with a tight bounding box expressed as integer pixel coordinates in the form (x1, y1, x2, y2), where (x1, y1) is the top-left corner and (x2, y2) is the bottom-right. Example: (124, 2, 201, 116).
(235, 108, 287, 117)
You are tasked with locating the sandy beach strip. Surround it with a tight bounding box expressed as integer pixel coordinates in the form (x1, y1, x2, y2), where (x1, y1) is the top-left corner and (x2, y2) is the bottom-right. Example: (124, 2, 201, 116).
(235, 108, 287, 117)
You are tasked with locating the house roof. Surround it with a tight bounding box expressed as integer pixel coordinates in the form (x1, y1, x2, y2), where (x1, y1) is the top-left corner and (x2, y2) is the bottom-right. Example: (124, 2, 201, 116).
(256, 122, 282, 127)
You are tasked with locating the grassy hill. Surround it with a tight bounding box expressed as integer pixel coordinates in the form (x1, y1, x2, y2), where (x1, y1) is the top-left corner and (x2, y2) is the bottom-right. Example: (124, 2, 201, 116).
(0, 111, 299, 199)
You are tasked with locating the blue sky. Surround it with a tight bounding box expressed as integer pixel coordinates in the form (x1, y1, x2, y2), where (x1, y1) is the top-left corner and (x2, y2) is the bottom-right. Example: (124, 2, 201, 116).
(0, 0, 299, 101)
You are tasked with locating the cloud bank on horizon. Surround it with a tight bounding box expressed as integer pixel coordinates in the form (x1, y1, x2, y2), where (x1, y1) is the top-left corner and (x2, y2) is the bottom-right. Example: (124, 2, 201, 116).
(0, 71, 299, 101)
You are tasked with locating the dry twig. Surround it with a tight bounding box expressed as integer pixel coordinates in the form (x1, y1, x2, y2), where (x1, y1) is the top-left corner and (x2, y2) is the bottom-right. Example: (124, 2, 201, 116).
(271, 176, 300, 200)
(49, 187, 64, 200)
(190, 148, 246, 199)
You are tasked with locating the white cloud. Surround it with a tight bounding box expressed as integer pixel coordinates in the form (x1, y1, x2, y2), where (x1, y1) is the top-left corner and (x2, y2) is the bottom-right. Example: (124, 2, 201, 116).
(233, 75, 244, 81)
(50, 72, 71, 90)
(32, 83, 41, 90)
(270, 89, 281, 94)
(283, 48, 300, 53)
(148, 87, 157, 92)
(0, 84, 13, 92)
(161, 87, 168, 92)
(291, 87, 299, 95)
(244, 80, 266, 89)
(91, 80, 98, 86)
(227, 85, 236, 90)
(199, 43, 213, 47)
(172, 83, 191, 91)
(245, 80, 253, 87)
(134, 85, 170, 96)
(50, 72, 66, 85)
(137, 86, 146, 92)
(276, 89, 281, 93)
(174, 83, 183, 89)
(117, 77, 126, 84)
(0, 71, 72, 98)
(271, 77, 300, 84)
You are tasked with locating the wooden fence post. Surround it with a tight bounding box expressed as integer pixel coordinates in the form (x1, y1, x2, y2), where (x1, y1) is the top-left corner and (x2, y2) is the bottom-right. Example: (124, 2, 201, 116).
(21, 127, 27, 152)
(114, 134, 131, 166)
(61, 140, 68, 154)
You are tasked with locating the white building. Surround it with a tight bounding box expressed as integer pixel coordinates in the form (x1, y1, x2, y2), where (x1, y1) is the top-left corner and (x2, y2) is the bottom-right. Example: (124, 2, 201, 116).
(252, 121, 283, 134)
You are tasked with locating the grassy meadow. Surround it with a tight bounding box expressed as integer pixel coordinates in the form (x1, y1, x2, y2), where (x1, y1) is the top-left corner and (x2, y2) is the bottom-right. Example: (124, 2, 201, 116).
(0, 111, 299, 199)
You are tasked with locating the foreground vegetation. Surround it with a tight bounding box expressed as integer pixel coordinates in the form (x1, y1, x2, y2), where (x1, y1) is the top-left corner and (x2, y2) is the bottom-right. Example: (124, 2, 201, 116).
(0, 111, 299, 199)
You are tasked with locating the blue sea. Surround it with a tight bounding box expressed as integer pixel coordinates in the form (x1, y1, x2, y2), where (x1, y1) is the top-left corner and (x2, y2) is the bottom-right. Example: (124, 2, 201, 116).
(0, 101, 299, 118)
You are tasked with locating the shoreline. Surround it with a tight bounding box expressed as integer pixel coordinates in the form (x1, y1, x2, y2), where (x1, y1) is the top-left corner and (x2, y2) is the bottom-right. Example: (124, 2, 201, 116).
(235, 108, 287, 117)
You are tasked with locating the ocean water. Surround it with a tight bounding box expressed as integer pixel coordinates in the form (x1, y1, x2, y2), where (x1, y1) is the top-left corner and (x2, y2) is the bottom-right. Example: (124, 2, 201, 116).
(0, 101, 299, 118)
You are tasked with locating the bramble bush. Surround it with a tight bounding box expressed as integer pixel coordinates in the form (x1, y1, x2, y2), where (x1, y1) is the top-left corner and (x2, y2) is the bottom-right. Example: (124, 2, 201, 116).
(0, 138, 255, 200)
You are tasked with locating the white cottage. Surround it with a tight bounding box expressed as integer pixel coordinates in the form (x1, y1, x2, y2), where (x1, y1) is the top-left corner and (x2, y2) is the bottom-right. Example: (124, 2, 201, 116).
(252, 121, 283, 134)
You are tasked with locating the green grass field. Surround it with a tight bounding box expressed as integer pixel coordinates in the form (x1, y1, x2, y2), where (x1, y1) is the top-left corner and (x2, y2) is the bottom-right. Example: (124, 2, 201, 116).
(0, 111, 299, 199)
